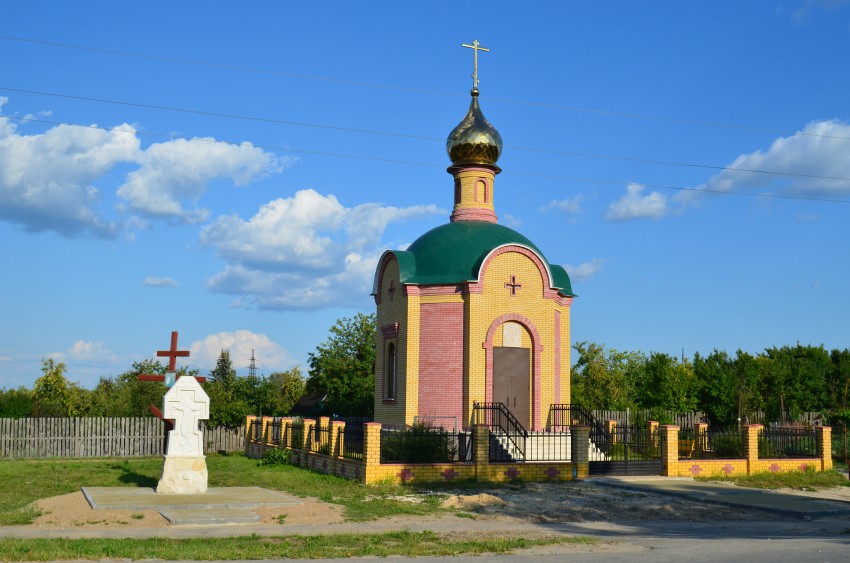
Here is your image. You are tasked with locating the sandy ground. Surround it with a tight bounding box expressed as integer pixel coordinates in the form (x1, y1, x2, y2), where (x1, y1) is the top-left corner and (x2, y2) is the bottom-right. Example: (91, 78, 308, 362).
(31, 491, 345, 530)
(22, 473, 850, 530)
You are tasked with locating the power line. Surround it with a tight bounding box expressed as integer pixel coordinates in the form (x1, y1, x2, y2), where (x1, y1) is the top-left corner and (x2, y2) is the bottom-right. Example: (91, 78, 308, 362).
(6, 114, 849, 205)
(2, 33, 849, 142)
(4, 86, 850, 184)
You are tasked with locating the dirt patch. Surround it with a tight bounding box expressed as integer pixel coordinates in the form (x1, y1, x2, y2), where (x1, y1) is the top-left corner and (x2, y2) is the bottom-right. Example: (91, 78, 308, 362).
(30, 490, 344, 530)
(255, 497, 345, 526)
(34, 492, 167, 529)
(439, 481, 786, 524)
(442, 493, 507, 510)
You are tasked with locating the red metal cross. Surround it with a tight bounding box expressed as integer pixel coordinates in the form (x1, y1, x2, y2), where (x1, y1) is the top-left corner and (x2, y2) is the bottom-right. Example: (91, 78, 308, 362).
(505, 275, 522, 296)
(158, 330, 190, 371)
(138, 331, 205, 384)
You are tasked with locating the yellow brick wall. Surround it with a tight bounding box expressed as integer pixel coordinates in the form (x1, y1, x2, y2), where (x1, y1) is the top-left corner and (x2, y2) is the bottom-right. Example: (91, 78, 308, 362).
(466, 250, 571, 427)
(374, 257, 414, 426)
(452, 168, 496, 216)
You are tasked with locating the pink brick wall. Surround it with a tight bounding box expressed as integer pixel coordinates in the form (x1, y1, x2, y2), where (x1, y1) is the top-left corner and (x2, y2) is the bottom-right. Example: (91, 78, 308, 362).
(418, 302, 464, 425)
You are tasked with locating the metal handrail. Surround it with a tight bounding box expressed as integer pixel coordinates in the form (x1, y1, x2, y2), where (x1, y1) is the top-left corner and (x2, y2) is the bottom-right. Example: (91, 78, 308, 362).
(472, 402, 527, 459)
(548, 404, 612, 455)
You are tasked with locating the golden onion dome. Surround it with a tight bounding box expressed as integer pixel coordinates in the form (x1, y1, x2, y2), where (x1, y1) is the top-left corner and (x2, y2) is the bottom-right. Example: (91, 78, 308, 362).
(446, 88, 503, 167)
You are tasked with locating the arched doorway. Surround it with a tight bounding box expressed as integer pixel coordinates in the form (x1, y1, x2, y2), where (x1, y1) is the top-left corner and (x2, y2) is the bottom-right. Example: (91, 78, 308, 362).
(484, 314, 543, 430)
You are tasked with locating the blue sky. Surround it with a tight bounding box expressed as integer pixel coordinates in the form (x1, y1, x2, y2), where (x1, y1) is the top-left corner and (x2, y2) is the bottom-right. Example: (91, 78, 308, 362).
(2, 1, 850, 390)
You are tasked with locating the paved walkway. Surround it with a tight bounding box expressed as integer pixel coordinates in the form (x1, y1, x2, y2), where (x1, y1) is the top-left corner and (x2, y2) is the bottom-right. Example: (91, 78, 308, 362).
(589, 476, 850, 520)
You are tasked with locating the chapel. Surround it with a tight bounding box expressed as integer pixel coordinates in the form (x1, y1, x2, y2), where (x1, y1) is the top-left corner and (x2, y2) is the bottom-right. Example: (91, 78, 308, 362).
(372, 45, 574, 431)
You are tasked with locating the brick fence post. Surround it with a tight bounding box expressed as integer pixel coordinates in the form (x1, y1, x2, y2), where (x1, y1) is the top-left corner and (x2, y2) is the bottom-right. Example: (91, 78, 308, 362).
(245, 416, 257, 456)
(607, 420, 617, 444)
(472, 424, 490, 479)
(647, 420, 659, 448)
(660, 425, 679, 477)
(318, 416, 330, 452)
(743, 424, 762, 475)
(363, 422, 382, 484)
(278, 417, 292, 450)
(330, 420, 345, 458)
(816, 426, 832, 471)
(695, 422, 709, 455)
(571, 425, 590, 478)
(302, 419, 316, 468)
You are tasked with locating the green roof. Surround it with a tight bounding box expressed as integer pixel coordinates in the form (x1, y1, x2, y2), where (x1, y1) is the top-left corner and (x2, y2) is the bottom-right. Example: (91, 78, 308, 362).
(378, 221, 574, 297)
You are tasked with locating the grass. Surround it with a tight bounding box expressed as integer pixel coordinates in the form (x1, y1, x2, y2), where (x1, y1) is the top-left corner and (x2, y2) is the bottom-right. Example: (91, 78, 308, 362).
(0, 531, 597, 561)
(698, 468, 850, 490)
(0, 454, 450, 525)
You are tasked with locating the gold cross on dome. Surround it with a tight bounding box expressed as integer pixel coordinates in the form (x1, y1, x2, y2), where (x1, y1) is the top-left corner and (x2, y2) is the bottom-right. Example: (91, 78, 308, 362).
(461, 39, 490, 89)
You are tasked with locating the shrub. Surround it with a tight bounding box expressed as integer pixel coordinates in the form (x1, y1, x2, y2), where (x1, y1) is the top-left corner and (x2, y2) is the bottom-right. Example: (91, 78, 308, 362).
(259, 447, 290, 467)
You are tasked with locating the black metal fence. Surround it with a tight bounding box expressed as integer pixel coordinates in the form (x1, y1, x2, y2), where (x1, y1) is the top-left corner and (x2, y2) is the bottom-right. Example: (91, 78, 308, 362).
(313, 423, 331, 454)
(678, 427, 744, 460)
(379, 427, 470, 463)
(587, 424, 661, 462)
(759, 427, 817, 458)
(289, 421, 304, 450)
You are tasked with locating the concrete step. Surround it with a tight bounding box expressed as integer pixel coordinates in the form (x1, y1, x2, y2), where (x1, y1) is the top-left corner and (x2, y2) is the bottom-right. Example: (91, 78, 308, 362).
(159, 508, 261, 526)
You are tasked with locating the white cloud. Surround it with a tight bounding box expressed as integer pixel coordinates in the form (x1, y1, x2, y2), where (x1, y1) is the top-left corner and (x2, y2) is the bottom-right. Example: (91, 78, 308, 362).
(188, 330, 295, 373)
(201, 189, 443, 310)
(680, 120, 850, 204)
(792, 0, 850, 21)
(117, 138, 290, 223)
(502, 213, 522, 228)
(0, 98, 137, 237)
(565, 258, 605, 281)
(0, 97, 289, 236)
(50, 340, 117, 363)
(607, 183, 670, 221)
(541, 195, 582, 214)
(142, 276, 178, 287)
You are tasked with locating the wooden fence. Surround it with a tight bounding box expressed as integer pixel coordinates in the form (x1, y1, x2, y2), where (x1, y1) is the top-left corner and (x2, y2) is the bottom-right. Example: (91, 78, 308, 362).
(0, 417, 244, 459)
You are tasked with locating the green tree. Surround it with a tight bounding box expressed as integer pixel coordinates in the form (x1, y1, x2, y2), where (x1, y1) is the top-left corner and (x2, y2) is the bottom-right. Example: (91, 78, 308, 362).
(0, 387, 33, 418)
(88, 360, 200, 417)
(208, 350, 237, 386)
(571, 341, 642, 410)
(31, 358, 91, 417)
(307, 312, 376, 416)
(205, 350, 252, 427)
(267, 367, 306, 415)
(760, 344, 830, 422)
(633, 352, 697, 418)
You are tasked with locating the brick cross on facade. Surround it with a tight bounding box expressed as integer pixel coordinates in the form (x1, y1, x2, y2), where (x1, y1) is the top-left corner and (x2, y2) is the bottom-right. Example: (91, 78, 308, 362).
(544, 467, 560, 479)
(688, 464, 702, 476)
(442, 468, 458, 481)
(722, 464, 735, 475)
(505, 467, 521, 480)
(799, 463, 809, 473)
(769, 463, 781, 473)
(504, 275, 522, 296)
(397, 468, 414, 483)
(388, 280, 396, 301)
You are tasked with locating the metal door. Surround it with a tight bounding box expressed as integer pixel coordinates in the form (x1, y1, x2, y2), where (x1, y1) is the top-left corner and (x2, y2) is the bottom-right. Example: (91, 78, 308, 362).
(493, 347, 530, 429)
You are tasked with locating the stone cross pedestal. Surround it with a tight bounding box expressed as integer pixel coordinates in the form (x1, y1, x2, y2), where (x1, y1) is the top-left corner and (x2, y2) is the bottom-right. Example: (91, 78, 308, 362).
(156, 375, 210, 494)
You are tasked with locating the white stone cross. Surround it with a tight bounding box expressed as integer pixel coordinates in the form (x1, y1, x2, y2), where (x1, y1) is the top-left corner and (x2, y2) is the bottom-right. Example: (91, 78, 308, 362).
(162, 375, 209, 457)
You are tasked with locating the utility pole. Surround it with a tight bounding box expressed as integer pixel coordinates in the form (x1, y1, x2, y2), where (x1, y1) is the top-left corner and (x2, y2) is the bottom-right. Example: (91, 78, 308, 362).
(248, 349, 258, 378)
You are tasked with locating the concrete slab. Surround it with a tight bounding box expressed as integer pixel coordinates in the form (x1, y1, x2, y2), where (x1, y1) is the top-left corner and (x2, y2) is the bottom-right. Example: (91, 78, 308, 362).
(81, 486, 301, 526)
(82, 486, 301, 511)
(159, 508, 261, 526)
(590, 477, 850, 520)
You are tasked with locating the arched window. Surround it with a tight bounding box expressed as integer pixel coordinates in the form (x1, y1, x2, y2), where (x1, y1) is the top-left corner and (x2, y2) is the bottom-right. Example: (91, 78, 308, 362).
(454, 179, 461, 205)
(386, 342, 397, 400)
